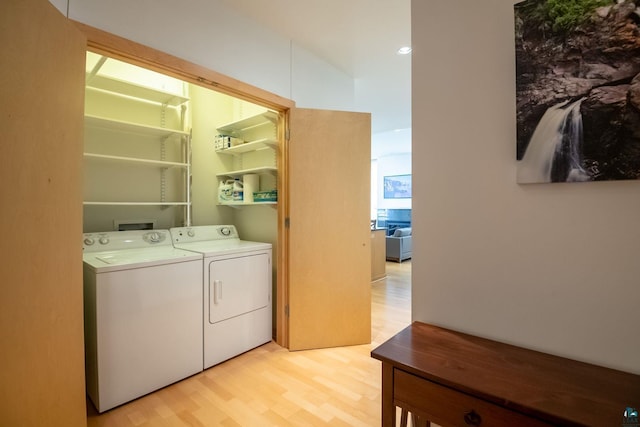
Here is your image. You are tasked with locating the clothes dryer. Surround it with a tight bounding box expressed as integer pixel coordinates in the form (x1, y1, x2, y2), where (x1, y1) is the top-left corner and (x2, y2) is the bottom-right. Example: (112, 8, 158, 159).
(170, 225, 272, 369)
(82, 230, 203, 412)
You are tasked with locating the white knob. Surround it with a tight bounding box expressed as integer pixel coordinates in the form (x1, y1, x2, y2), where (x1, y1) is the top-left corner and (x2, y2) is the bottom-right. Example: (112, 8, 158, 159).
(187, 229, 195, 237)
(99, 237, 109, 245)
(143, 231, 164, 243)
(84, 238, 94, 246)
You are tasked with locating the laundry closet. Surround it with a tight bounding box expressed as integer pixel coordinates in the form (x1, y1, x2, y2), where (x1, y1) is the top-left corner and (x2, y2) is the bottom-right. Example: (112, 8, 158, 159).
(81, 41, 372, 353)
(83, 52, 278, 254)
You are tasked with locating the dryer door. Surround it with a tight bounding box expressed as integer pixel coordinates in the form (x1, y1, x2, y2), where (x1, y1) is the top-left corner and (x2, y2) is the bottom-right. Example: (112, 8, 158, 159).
(208, 253, 270, 324)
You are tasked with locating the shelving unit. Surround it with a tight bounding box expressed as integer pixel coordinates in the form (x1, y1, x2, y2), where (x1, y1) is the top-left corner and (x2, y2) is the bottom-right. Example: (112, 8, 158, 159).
(84, 114, 189, 139)
(83, 201, 190, 206)
(216, 111, 278, 137)
(215, 111, 278, 208)
(84, 153, 189, 169)
(86, 75, 189, 106)
(215, 138, 277, 155)
(216, 201, 277, 209)
(215, 166, 277, 179)
(83, 53, 192, 224)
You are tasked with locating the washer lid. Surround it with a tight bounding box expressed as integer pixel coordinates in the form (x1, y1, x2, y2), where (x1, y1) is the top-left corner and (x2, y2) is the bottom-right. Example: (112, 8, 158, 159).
(173, 239, 271, 257)
(83, 246, 202, 273)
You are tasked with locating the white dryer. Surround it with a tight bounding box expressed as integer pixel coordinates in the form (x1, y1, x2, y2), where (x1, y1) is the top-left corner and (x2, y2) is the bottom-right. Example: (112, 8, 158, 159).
(170, 225, 272, 369)
(82, 230, 203, 413)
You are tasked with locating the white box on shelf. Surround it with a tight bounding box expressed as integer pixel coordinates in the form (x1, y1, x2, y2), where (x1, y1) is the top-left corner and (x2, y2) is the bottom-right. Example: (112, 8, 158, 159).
(214, 135, 243, 151)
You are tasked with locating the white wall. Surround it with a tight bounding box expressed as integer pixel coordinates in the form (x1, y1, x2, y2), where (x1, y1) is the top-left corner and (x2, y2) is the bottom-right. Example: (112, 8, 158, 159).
(65, 0, 355, 111)
(372, 128, 411, 159)
(412, 0, 640, 374)
(49, 0, 66, 15)
(189, 84, 235, 227)
(291, 42, 355, 111)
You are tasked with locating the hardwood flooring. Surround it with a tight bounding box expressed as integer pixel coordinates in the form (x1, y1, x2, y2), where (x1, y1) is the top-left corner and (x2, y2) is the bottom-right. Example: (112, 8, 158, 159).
(87, 261, 411, 427)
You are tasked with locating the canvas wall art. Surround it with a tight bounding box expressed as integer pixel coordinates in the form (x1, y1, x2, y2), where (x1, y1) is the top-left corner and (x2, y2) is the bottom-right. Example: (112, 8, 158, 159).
(383, 175, 412, 199)
(515, 0, 640, 183)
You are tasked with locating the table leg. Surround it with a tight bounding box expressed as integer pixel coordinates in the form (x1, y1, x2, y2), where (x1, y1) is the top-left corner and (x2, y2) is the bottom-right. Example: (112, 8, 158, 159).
(381, 363, 395, 427)
(400, 408, 408, 427)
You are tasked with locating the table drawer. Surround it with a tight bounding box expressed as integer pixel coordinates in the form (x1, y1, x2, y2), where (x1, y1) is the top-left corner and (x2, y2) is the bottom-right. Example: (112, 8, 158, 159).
(394, 369, 553, 427)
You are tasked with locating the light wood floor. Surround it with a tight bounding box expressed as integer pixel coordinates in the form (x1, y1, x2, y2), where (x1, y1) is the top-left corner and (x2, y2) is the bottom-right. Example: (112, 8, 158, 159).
(87, 261, 412, 427)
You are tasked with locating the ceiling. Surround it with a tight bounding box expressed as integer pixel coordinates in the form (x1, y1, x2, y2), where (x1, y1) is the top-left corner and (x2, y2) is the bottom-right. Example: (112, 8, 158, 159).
(218, 0, 412, 157)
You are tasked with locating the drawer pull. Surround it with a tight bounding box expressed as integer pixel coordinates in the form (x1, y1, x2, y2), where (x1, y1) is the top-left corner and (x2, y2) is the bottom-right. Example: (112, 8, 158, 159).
(464, 410, 482, 426)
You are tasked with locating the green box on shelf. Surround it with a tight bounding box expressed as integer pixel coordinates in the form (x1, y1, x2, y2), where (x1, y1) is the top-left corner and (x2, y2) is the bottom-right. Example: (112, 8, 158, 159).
(253, 190, 277, 202)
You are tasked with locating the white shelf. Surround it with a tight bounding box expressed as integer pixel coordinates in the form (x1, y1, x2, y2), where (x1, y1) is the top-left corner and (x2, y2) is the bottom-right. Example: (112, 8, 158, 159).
(85, 114, 189, 138)
(218, 201, 277, 206)
(83, 201, 190, 206)
(215, 112, 277, 209)
(218, 201, 277, 209)
(217, 111, 278, 135)
(216, 138, 277, 155)
(215, 166, 277, 179)
(84, 153, 189, 168)
(86, 74, 189, 106)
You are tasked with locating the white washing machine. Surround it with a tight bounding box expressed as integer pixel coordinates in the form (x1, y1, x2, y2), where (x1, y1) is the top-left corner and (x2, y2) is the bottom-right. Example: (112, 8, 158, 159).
(170, 225, 272, 369)
(82, 230, 203, 413)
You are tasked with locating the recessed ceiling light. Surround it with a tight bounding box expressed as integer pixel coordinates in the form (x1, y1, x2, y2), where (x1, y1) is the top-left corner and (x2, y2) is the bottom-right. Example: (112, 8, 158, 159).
(397, 46, 412, 55)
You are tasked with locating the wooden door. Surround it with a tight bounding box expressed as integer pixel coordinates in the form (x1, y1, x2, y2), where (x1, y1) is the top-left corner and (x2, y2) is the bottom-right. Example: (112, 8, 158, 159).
(287, 108, 371, 350)
(0, 1, 87, 425)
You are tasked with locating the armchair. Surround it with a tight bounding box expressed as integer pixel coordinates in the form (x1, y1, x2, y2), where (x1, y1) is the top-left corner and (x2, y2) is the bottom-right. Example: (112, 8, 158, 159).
(385, 227, 412, 262)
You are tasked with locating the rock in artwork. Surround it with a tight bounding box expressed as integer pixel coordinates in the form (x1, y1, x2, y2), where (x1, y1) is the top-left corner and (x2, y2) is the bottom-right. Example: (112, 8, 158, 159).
(515, 0, 640, 183)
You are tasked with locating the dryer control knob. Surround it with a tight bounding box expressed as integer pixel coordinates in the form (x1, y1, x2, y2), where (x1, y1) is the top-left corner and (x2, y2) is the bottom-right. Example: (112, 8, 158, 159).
(84, 238, 95, 246)
(99, 237, 109, 245)
(187, 229, 195, 237)
(220, 227, 231, 236)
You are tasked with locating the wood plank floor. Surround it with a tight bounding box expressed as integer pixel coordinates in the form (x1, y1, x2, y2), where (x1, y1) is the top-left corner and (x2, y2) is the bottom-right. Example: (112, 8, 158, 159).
(87, 261, 411, 427)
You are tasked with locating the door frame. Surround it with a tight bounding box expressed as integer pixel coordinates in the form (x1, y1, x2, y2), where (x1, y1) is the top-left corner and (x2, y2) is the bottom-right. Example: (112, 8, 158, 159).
(73, 22, 292, 347)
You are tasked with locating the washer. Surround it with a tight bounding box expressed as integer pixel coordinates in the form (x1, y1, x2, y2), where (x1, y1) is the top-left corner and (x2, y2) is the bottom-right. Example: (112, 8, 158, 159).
(170, 225, 272, 369)
(82, 230, 203, 413)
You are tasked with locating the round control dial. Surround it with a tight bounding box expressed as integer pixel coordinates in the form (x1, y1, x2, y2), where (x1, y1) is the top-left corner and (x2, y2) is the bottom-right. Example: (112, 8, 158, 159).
(143, 231, 165, 243)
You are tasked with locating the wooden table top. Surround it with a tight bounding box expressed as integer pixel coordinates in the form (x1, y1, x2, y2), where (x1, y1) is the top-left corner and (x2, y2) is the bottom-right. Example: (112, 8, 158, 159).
(371, 322, 640, 426)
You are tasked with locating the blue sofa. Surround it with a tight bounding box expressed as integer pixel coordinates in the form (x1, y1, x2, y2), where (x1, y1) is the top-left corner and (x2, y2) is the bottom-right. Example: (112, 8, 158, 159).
(386, 227, 412, 262)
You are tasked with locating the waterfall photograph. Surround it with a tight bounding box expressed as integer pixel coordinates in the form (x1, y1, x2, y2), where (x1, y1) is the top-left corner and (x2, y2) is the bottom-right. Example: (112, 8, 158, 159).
(515, 0, 640, 183)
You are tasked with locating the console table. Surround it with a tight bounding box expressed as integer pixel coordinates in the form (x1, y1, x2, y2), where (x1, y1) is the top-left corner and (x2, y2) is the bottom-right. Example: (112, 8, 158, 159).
(371, 322, 640, 427)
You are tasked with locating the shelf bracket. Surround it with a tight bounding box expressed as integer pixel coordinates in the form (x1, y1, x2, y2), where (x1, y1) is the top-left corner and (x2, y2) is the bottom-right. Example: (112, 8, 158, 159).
(160, 139, 166, 205)
(161, 102, 168, 129)
(85, 55, 107, 85)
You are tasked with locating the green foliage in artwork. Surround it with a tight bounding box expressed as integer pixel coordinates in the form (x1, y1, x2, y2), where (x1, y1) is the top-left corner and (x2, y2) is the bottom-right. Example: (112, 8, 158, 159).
(546, 0, 612, 32)
(517, 0, 613, 35)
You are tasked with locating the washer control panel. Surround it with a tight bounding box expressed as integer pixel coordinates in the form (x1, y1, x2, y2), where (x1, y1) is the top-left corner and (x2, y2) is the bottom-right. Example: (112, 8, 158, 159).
(143, 231, 165, 244)
(83, 230, 171, 252)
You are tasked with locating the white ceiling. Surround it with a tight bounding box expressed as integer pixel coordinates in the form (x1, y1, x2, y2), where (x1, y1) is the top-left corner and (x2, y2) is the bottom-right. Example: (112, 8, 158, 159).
(218, 0, 412, 156)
